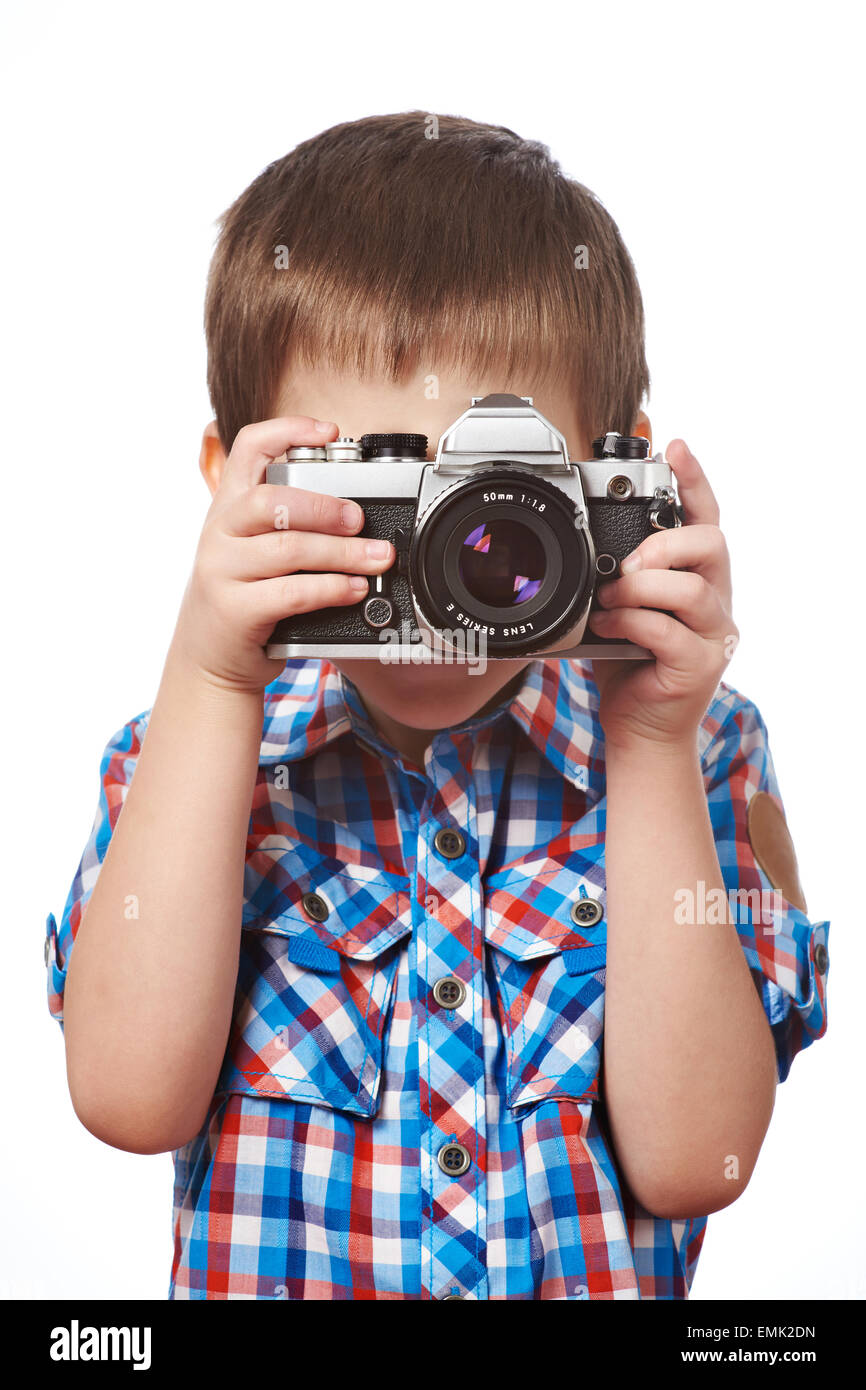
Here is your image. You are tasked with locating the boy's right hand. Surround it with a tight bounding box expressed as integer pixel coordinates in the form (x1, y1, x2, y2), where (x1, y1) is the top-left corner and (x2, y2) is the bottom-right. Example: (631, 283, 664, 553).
(171, 417, 395, 693)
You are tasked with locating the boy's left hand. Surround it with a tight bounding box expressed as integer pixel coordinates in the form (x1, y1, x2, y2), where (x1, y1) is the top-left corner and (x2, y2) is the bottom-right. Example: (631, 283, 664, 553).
(587, 439, 738, 752)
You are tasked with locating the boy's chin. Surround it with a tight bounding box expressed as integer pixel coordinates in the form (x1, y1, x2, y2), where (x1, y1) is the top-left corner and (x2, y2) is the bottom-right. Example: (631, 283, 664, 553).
(332, 655, 531, 730)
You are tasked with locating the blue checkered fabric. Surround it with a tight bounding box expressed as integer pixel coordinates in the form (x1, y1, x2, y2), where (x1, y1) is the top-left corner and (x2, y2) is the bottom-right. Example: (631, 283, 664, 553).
(45, 657, 829, 1298)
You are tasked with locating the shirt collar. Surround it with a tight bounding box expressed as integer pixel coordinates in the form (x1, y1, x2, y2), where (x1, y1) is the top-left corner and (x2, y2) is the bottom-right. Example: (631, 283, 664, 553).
(261, 657, 602, 792)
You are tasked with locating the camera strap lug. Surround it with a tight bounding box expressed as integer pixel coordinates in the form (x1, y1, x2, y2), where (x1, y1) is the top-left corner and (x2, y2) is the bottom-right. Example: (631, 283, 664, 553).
(649, 485, 682, 530)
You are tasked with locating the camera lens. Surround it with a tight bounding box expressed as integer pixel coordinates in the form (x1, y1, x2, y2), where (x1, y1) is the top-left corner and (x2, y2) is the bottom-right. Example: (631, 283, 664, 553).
(457, 519, 546, 608)
(409, 469, 592, 656)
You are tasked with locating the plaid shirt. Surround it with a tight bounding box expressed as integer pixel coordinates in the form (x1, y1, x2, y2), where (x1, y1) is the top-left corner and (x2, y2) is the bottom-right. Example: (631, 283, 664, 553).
(45, 657, 829, 1299)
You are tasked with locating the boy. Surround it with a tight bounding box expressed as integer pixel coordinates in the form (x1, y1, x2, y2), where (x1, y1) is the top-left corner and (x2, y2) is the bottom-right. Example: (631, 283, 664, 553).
(45, 112, 829, 1300)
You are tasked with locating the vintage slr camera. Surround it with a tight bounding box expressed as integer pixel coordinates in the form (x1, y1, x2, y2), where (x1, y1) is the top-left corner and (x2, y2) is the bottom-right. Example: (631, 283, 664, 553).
(265, 393, 682, 661)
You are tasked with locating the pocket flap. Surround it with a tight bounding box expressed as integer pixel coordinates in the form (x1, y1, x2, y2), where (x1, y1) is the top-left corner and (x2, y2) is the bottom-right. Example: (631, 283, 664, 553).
(484, 852, 607, 962)
(242, 837, 412, 959)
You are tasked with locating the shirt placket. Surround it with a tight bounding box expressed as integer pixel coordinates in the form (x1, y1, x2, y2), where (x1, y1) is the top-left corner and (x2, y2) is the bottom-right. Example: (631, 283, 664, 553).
(415, 732, 488, 1301)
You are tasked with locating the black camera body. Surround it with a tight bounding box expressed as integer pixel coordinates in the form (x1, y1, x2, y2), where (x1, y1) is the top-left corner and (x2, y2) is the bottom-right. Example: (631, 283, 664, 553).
(265, 393, 682, 662)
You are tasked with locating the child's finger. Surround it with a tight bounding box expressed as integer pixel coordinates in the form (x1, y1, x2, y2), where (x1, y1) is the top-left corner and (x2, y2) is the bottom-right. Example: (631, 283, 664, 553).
(222, 483, 365, 539)
(229, 529, 395, 582)
(242, 571, 371, 628)
(596, 568, 729, 641)
(586, 604, 703, 670)
(616, 524, 732, 606)
(219, 417, 340, 498)
(665, 440, 721, 526)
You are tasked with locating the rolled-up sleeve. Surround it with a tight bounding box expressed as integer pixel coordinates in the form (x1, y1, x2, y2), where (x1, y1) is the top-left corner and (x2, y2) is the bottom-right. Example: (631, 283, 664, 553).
(699, 685, 829, 1083)
(45, 712, 150, 1030)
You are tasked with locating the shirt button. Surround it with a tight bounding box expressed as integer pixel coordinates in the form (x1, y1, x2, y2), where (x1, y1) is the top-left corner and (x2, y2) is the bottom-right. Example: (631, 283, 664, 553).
(815, 942, 829, 974)
(440, 1293, 465, 1300)
(433, 975, 466, 1009)
(437, 1142, 471, 1177)
(433, 827, 466, 860)
(301, 891, 330, 923)
(571, 897, 603, 926)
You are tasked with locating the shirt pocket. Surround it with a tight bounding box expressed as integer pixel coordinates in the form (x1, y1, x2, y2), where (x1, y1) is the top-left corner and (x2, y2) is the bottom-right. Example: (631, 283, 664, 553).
(484, 856, 607, 1110)
(216, 839, 413, 1118)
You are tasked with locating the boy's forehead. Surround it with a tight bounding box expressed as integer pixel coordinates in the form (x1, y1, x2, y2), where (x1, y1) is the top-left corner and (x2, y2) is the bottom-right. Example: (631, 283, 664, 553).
(273, 362, 590, 459)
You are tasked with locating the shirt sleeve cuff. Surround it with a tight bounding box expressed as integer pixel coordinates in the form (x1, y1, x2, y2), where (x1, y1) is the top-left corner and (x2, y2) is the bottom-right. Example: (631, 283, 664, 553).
(737, 902, 829, 1082)
(44, 912, 68, 1028)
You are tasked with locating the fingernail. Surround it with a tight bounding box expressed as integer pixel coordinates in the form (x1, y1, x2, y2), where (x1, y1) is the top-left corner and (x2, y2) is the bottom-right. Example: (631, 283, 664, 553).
(365, 539, 391, 558)
(315, 419, 336, 433)
(341, 502, 363, 529)
(596, 583, 614, 605)
(620, 553, 641, 573)
(349, 575, 368, 591)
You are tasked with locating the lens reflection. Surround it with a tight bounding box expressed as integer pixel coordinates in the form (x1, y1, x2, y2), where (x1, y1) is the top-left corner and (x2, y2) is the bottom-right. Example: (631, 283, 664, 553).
(458, 519, 546, 608)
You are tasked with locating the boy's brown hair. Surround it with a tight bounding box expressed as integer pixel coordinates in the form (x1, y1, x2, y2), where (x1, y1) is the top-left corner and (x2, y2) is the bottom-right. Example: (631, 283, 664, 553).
(205, 111, 649, 452)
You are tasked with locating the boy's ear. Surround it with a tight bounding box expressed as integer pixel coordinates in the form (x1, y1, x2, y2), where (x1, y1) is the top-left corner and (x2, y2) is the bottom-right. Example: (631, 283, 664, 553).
(199, 420, 227, 497)
(632, 409, 652, 452)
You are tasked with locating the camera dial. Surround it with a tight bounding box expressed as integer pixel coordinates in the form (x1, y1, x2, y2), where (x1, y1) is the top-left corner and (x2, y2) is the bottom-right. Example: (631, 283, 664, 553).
(359, 433, 428, 460)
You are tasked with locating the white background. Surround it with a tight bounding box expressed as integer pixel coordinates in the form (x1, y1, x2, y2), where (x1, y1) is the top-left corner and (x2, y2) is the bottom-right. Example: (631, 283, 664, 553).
(1, 0, 862, 1300)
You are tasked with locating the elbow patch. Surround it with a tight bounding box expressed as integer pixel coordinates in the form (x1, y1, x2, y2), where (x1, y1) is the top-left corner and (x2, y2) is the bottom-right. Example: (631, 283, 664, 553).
(746, 790, 807, 914)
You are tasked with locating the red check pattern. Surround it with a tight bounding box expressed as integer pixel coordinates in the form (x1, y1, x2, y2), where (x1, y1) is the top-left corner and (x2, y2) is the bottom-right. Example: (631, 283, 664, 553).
(45, 657, 829, 1298)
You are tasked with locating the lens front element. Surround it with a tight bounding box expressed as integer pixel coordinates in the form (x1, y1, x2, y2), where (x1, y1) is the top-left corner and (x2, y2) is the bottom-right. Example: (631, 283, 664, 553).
(457, 518, 546, 608)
